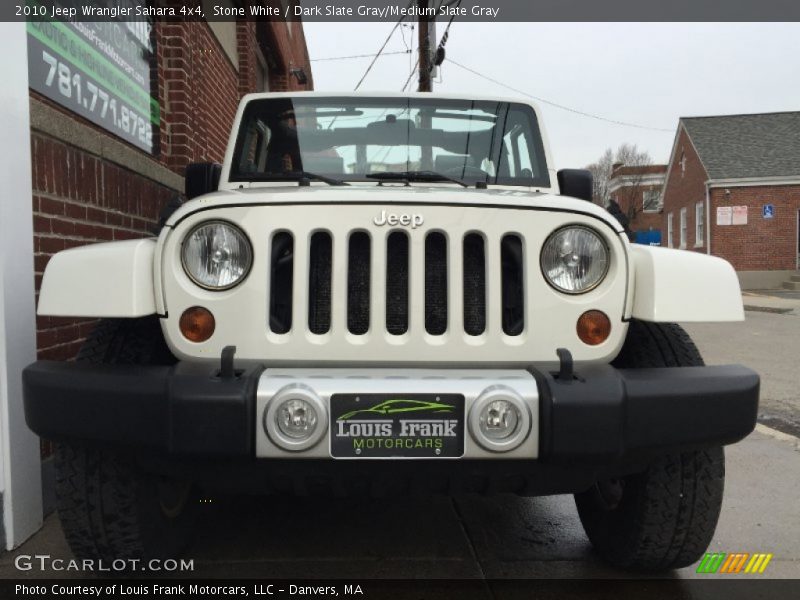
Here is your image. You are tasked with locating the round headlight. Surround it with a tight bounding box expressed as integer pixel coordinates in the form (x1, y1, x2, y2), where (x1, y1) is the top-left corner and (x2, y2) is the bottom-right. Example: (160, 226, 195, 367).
(540, 226, 609, 294)
(181, 221, 252, 290)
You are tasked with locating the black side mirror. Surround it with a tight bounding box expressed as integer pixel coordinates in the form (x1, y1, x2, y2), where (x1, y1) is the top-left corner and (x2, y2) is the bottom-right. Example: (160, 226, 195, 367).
(557, 169, 593, 202)
(185, 163, 222, 200)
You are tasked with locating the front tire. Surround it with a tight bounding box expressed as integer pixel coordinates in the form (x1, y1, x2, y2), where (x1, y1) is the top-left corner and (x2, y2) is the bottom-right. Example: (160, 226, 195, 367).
(575, 320, 725, 571)
(54, 317, 195, 562)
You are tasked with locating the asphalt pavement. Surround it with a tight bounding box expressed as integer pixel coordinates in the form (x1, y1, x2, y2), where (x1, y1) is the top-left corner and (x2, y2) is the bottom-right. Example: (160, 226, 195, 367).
(685, 292, 800, 438)
(1, 294, 798, 582)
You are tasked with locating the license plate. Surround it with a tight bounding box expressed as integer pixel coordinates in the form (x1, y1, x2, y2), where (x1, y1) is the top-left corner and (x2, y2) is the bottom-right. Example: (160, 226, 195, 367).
(329, 393, 465, 459)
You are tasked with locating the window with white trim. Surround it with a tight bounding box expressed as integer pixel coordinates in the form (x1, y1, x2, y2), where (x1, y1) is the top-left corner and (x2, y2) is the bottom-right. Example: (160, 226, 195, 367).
(643, 189, 662, 212)
(695, 202, 704, 247)
(680, 208, 687, 249)
(667, 213, 673, 248)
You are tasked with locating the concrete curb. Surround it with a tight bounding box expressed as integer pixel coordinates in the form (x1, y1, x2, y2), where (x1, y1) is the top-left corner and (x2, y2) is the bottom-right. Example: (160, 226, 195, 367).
(742, 292, 800, 316)
(755, 423, 800, 450)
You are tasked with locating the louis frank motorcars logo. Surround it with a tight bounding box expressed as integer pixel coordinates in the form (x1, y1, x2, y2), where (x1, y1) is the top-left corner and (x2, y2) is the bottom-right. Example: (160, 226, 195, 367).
(335, 399, 458, 443)
(373, 210, 424, 229)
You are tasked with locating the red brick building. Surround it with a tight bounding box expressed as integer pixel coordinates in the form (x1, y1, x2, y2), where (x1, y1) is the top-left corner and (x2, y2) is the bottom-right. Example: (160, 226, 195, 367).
(661, 112, 800, 289)
(608, 163, 667, 243)
(30, 17, 313, 362)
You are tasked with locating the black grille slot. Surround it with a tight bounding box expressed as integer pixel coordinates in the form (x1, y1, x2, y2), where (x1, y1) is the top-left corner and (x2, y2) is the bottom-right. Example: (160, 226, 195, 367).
(425, 232, 448, 335)
(501, 234, 524, 336)
(386, 232, 409, 335)
(463, 234, 486, 336)
(308, 232, 332, 334)
(347, 232, 371, 335)
(269, 232, 294, 334)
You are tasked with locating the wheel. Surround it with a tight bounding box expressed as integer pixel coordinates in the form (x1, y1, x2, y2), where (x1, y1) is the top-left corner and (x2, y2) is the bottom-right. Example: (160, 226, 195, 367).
(55, 317, 196, 562)
(574, 320, 725, 571)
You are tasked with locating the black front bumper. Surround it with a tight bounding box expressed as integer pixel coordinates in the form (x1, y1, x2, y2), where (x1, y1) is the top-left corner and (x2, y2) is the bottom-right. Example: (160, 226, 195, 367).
(23, 360, 759, 463)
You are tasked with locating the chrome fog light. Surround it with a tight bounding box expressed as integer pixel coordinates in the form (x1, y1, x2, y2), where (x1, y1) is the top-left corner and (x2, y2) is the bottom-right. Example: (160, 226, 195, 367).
(277, 399, 318, 439)
(479, 399, 520, 440)
(265, 386, 327, 451)
(469, 387, 531, 452)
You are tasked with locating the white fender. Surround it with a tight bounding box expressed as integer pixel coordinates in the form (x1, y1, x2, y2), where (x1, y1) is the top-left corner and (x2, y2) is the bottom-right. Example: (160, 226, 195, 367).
(38, 239, 157, 318)
(630, 245, 744, 322)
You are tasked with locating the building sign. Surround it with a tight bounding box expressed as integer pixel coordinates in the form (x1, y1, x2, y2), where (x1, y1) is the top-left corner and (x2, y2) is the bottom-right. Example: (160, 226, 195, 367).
(717, 206, 732, 226)
(717, 206, 749, 226)
(732, 205, 748, 225)
(763, 204, 775, 219)
(27, 5, 158, 153)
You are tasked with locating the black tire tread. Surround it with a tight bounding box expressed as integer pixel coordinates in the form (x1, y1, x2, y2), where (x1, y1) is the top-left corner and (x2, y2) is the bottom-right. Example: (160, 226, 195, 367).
(576, 319, 725, 572)
(612, 320, 704, 369)
(55, 317, 187, 562)
(55, 442, 147, 560)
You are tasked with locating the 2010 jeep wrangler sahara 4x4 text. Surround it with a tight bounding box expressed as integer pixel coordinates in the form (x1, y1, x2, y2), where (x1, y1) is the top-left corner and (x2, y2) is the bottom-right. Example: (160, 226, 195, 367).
(23, 93, 759, 571)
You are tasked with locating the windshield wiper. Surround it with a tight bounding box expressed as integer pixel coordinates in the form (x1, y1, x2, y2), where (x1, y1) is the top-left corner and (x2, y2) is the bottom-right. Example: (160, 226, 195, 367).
(244, 172, 349, 186)
(366, 170, 469, 188)
(295, 171, 350, 186)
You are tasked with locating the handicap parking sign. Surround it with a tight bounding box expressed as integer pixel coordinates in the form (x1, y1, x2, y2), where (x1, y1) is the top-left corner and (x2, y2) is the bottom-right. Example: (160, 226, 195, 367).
(763, 204, 774, 219)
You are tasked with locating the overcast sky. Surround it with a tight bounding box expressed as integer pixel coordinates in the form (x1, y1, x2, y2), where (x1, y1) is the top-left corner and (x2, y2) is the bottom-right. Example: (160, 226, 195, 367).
(304, 22, 800, 169)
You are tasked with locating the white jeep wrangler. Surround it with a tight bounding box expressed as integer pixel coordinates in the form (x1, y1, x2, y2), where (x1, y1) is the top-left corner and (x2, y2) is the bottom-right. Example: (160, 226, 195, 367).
(24, 92, 759, 572)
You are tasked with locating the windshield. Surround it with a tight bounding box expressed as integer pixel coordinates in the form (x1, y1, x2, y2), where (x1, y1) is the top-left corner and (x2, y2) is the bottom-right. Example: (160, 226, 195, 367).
(230, 96, 550, 187)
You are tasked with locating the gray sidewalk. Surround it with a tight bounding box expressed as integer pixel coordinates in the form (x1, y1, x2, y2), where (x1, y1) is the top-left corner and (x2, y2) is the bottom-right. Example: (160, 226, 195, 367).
(742, 290, 800, 315)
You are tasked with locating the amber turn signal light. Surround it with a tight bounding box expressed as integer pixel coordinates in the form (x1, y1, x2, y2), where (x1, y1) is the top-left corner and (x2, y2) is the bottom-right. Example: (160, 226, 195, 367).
(576, 310, 611, 346)
(179, 306, 215, 342)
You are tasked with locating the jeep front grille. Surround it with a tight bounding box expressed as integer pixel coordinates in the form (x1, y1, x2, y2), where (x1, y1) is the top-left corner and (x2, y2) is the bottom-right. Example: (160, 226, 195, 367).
(163, 204, 630, 365)
(268, 232, 294, 334)
(267, 228, 525, 338)
(463, 233, 486, 336)
(307, 231, 332, 335)
(385, 231, 409, 335)
(424, 232, 448, 335)
(347, 232, 371, 335)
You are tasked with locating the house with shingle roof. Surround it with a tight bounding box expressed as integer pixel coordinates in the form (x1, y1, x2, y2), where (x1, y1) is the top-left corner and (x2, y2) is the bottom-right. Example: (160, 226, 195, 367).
(661, 111, 800, 289)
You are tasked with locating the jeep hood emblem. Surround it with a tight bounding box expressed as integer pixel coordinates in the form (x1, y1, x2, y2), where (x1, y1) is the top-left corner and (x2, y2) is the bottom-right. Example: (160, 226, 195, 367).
(373, 210, 424, 229)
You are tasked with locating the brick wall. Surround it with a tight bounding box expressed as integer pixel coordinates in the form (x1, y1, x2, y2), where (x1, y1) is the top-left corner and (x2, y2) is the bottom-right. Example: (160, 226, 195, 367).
(264, 20, 315, 92)
(31, 21, 312, 362)
(31, 133, 174, 360)
(709, 185, 800, 271)
(612, 183, 664, 233)
(158, 22, 242, 170)
(661, 127, 709, 250)
(662, 125, 800, 270)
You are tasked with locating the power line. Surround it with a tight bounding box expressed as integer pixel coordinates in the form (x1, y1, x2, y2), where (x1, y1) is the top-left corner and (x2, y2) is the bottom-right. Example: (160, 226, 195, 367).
(312, 50, 411, 62)
(353, 2, 414, 91)
(446, 57, 673, 133)
(434, 0, 461, 64)
(401, 59, 419, 91)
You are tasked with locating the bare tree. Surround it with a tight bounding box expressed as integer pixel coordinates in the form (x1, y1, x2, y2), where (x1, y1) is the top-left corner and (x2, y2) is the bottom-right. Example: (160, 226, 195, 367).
(586, 148, 614, 206)
(585, 144, 652, 208)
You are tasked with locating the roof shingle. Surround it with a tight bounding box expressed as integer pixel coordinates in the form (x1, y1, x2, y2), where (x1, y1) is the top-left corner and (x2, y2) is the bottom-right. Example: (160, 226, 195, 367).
(681, 112, 800, 180)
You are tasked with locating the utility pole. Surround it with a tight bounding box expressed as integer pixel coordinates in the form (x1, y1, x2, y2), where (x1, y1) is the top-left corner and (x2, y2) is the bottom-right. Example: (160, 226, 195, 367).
(417, 0, 432, 92)
(417, 0, 433, 169)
